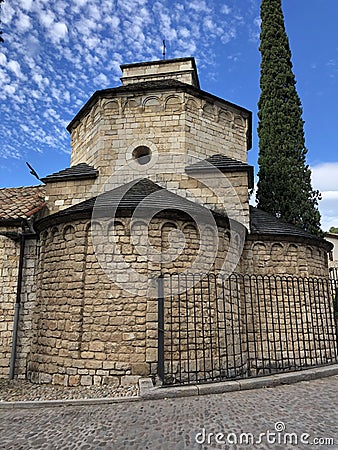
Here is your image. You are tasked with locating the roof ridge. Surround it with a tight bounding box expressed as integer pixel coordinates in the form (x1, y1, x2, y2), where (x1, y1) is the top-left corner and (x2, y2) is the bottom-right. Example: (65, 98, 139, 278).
(0, 185, 44, 191)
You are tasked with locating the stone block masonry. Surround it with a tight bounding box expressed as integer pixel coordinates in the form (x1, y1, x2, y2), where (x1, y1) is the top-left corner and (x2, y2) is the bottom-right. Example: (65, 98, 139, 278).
(27, 213, 228, 386)
(0, 231, 38, 379)
(241, 236, 329, 278)
(69, 90, 250, 188)
(0, 233, 19, 378)
(15, 237, 39, 378)
(44, 178, 97, 215)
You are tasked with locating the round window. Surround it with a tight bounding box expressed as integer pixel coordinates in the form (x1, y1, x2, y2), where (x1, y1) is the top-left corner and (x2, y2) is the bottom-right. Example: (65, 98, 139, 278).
(132, 146, 151, 165)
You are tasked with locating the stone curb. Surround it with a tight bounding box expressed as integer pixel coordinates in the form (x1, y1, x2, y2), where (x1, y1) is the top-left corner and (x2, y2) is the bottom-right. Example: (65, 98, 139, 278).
(1, 365, 337, 408)
(0, 395, 140, 409)
(139, 364, 338, 400)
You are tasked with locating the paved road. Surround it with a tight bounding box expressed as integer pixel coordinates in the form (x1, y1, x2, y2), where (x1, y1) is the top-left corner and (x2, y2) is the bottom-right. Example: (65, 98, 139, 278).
(0, 375, 337, 450)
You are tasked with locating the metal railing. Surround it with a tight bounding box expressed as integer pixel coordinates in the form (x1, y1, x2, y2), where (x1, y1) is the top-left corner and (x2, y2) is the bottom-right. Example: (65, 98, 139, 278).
(158, 273, 338, 386)
(329, 267, 338, 281)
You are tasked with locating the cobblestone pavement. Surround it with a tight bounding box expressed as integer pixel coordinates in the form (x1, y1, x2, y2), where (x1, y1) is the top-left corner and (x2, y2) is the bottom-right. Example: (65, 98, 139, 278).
(0, 379, 138, 402)
(0, 375, 337, 450)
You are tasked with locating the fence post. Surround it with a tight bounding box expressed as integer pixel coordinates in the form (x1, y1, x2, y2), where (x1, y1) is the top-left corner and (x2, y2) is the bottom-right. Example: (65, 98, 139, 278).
(158, 274, 165, 383)
(334, 285, 338, 350)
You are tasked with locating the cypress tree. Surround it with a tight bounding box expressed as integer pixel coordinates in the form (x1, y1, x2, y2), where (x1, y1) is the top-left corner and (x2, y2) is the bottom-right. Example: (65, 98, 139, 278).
(256, 0, 322, 235)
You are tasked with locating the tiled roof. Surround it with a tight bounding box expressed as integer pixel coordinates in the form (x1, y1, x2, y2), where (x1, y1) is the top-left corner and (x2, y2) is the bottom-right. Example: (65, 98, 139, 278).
(40, 163, 98, 183)
(185, 154, 254, 188)
(36, 178, 229, 230)
(250, 206, 317, 239)
(0, 185, 46, 222)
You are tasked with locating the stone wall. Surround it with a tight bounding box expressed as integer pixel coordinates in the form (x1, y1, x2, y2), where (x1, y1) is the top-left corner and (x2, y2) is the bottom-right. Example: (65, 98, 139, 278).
(237, 237, 333, 377)
(2, 213, 331, 384)
(44, 178, 97, 215)
(243, 274, 336, 374)
(240, 236, 329, 278)
(162, 274, 245, 384)
(28, 213, 228, 386)
(42, 167, 250, 233)
(41, 78, 251, 228)
(61, 88, 251, 231)
(158, 234, 334, 383)
(15, 237, 39, 378)
(0, 231, 38, 379)
(0, 230, 20, 378)
(175, 171, 250, 230)
(69, 90, 249, 183)
(120, 58, 199, 87)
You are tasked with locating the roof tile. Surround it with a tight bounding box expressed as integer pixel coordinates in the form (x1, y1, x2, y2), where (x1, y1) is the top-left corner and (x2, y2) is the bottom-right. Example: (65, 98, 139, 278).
(0, 185, 46, 222)
(250, 206, 316, 239)
(185, 154, 254, 188)
(36, 178, 229, 230)
(41, 163, 98, 183)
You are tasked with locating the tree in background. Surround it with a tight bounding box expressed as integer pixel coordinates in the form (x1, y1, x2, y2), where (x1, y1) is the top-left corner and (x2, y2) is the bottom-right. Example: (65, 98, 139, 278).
(329, 227, 338, 234)
(256, 0, 322, 236)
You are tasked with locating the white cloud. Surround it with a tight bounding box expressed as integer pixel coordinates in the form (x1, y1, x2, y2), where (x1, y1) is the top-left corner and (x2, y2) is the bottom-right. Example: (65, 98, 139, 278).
(249, 16, 261, 42)
(74, 0, 88, 6)
(26, 35, 41, 57)
(50, 22, 68, 44)
(21, 0, 33, 11)
(188, 0, 210, 13)
(7, 60, 25, 79)
(38, 10, 55, 28)
(3, 85, 16, 95)
(319, 192, 338, 231)
(311, 162, 338, 192)
(221, 28, 237, 44)
(2, 2, 15, 24)
(178, 27, 190, 38)
(312, 163, 338, 231)
(88, 4, 101, 21)
(204, 18, 214, 32)
(20, 124, 30, 132)
(16, 12, 32, 33)
(0, 53, 7, 66)
(326, 59, 336, 67)
(221, 5, 231, 15)
(74, 17, 98, 35)
(95, 73, 109, 86)
(105, 16, 120, 31)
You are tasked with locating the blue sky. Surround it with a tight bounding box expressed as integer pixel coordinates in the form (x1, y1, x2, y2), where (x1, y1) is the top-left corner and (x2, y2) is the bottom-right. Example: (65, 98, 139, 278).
(0, 0, 337, 230)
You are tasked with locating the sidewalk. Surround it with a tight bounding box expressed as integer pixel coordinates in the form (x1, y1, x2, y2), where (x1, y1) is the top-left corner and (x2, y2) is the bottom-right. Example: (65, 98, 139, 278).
(1, 364, 337, 408)
(1, 372, 337, 449)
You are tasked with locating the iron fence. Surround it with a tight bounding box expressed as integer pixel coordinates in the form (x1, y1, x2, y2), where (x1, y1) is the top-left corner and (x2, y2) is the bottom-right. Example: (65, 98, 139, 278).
(329, 267, 338, 281)
(158, 273, 338, 386)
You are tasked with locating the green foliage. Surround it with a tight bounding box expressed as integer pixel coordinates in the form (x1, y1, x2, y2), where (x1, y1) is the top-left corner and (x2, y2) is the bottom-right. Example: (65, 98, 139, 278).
(256, 0, 322, 236)
(329, 227, 338, 234)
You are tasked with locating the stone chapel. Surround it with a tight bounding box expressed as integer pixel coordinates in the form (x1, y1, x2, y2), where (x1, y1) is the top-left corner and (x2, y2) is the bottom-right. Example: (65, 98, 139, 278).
(0, 58, 334, 386)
